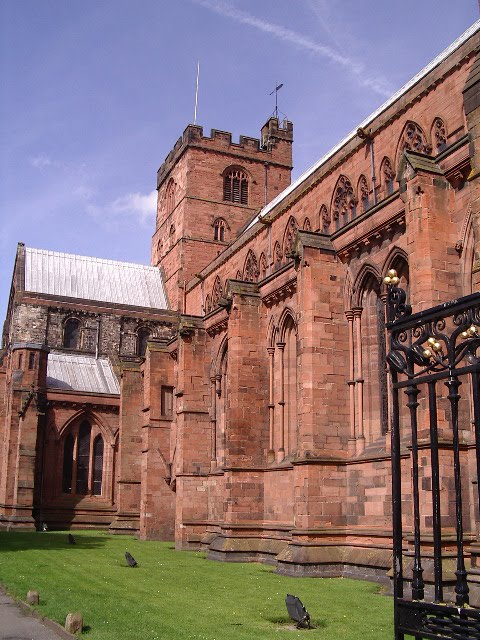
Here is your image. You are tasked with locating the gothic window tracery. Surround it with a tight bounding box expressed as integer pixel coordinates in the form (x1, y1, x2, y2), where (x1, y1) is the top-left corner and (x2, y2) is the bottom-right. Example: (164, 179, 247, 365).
(223, 168, 248, 205)
(204, 294, 211, 314)
(303, 217, 312, 231)
(283, 216, 298, 258)
(432, 117, 447, 153)
(235, 270, 242, 280)
(320, 205, 330, 233)
(214, 218, 227, 242)
(243, 250, 259, 282)
(211, 276, 223, 309)
(401, 121, 431, 155)
(382, 157, 396, 195)
(358, 175, 369, 213)
(332, 176, 356, 229)
(63, 318, 81, 349)
(273, 241, 283, 270)
(259, 252, 268, 280)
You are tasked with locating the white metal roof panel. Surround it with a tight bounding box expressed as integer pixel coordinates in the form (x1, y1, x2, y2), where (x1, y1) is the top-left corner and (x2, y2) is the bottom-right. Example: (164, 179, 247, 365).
(245, 20, 480, 233)
(46, 352, 120, 395)
(24, 247, 168, 309)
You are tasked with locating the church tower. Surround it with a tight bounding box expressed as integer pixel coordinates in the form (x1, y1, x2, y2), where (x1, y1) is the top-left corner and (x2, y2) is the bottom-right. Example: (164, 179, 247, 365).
(152, 117, 293, 309)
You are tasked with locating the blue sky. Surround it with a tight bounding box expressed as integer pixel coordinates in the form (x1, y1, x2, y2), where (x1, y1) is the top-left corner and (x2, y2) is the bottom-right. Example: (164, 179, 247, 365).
(0, 0, 478, 326)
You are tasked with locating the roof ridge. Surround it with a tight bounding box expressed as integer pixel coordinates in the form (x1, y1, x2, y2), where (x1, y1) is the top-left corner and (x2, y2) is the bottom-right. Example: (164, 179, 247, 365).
(25, 246, 159, 271)
(245, 19, 480, 233)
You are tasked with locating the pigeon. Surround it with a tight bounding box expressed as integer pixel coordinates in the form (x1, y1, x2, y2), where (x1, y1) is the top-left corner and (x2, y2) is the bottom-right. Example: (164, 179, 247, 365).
(125, 551, 138, 567)
(41, 523, 48, 532)
(68, 533, 76, 545)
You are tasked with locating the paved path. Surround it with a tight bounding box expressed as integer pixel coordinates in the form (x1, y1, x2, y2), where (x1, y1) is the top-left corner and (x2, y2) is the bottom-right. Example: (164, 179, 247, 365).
(0, 591, 67, 640)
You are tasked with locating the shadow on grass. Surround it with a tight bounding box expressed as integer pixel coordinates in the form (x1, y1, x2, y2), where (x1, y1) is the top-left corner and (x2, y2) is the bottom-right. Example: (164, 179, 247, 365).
(0, 531, 111, 552)
(266, 615, 326, 630)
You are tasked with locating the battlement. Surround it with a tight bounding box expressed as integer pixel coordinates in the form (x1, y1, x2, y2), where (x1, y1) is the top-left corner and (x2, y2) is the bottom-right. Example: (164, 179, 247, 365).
(157, 117, 293, 189)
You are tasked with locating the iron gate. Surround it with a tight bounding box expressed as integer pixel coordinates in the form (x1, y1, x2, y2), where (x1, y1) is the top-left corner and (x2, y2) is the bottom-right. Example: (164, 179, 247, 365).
(385, 273, 480, 639)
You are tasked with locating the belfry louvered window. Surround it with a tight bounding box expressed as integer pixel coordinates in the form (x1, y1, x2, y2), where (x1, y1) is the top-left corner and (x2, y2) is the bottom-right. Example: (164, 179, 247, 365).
(223, 169, 248, 205)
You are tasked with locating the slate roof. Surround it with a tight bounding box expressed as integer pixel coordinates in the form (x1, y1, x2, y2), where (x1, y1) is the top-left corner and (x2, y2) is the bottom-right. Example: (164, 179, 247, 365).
(24, 246, 168, 310)
(46, 352, 120, 395)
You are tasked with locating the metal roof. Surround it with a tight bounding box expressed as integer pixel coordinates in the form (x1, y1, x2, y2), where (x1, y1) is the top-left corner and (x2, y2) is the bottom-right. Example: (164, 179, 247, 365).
(245, 20, 480, 233)
(24, 247, 168, 309)
(46, 352, 120, 395)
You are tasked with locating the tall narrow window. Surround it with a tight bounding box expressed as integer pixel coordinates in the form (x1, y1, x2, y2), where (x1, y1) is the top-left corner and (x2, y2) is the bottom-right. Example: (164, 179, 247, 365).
(136, 327, 150, 357)
(92, 436, 104, 496)
(28, 353, 35, 369)
(223, 169, 248, 204)
(62, 434, 75, 494)
(76, 421, 91, 495)
(161, 386, 174, 417)
(64, 318, 81, 349)
(214, 218, 227, 241)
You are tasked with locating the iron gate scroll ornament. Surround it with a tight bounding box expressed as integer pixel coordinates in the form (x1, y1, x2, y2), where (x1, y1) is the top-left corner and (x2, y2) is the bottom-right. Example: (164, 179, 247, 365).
(385, 269, 480, 639)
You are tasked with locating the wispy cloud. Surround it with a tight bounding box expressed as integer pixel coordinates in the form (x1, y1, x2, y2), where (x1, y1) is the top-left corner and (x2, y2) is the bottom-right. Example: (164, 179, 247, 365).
(194, 0, 392, 97)
(87, 190, 157, 227)
(29, 154, 57, 170)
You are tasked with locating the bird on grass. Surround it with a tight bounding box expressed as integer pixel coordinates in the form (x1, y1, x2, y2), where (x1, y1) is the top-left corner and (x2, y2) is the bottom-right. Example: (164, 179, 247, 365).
(68, 533, 76, 545)
(125, 551, 138, 567)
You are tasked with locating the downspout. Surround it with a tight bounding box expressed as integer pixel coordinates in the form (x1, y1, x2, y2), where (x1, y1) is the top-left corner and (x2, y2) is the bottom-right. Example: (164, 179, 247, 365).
(195, 273, 205, 314)
(264, 162, 268, 206)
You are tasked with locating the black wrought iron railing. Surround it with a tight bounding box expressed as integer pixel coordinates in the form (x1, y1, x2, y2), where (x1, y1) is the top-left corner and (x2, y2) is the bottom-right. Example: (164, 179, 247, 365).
(385, 272, 480, 640)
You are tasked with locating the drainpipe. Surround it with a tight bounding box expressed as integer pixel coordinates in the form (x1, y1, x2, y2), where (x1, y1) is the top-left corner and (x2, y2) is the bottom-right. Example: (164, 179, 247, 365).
(264, 162, 268, 206)
(195, 273, 205, 314)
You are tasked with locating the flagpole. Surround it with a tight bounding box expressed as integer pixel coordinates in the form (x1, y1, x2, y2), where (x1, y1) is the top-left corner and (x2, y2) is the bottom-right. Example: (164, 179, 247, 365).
(194, 61, 200, 124)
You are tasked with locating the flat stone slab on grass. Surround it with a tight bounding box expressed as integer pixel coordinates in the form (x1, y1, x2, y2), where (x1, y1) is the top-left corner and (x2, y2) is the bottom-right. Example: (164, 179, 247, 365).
(0, 590, 72, 640)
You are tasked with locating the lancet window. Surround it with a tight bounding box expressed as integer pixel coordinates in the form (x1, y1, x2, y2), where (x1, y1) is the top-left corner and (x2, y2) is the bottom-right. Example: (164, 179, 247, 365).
(63, 318, 81, 349)
(62, 419, 104, 497)
(332, 176, 356, 229)
(432, 117, 447, 153)
(243, 250, 259, 282)
(136, 326, 150, 357)
(401, 121, 431, 155)
(214, 218, 227, 241)
(382, 157, 395, 195)
(358, 175, 369, 213)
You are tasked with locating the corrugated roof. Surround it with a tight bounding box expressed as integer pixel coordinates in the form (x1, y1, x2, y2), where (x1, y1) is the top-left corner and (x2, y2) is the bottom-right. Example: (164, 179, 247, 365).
(245, 20, 480, 233)
(46, 352, 120, 395)
(24, 247, 168, 309)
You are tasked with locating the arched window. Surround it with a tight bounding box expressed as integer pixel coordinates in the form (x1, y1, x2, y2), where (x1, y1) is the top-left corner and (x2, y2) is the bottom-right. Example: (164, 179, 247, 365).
(273, 242, 283, 270)
(259, 252, 268, 280)
(398, 121, 431, 158)
(283, 216, 298, 259)
(214, 218, 227, 241)
(165, 179, 176, 216)
(92, 435, 104, 496)
(62, 434, 74, 494)
(61, 419, 105, 497)
(381, 157, 395, 196)
(76, 420, 91, 495)
(136, 327, 150, 357)
(63, 318, 81, 349)
(320, 205, 330, 233)
(431, 117, 447, 153)
(270, 313, 298, 461)
(358, 175, 369, 213)
(211, 276, 223, 309)
(243, 250, 259, 282)
(303, 217, 312, 231)
(332, 175, 355, 229)
(223, 168, 248, 205)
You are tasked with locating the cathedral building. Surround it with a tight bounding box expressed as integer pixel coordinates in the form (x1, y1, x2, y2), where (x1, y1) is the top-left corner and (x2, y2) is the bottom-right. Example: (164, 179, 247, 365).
(1, 22, 480, 588)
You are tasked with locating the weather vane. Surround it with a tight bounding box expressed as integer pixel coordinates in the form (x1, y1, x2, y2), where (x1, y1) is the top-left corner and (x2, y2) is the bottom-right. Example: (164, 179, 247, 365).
(269, 83, 283, 119)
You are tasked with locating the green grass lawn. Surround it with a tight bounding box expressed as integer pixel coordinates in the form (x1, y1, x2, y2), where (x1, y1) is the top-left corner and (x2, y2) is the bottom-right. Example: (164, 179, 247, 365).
(0, 530, 392, 639)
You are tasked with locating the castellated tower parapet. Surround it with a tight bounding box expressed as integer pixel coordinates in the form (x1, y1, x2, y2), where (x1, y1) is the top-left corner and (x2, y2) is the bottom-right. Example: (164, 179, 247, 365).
(152, 117, 293, 311)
